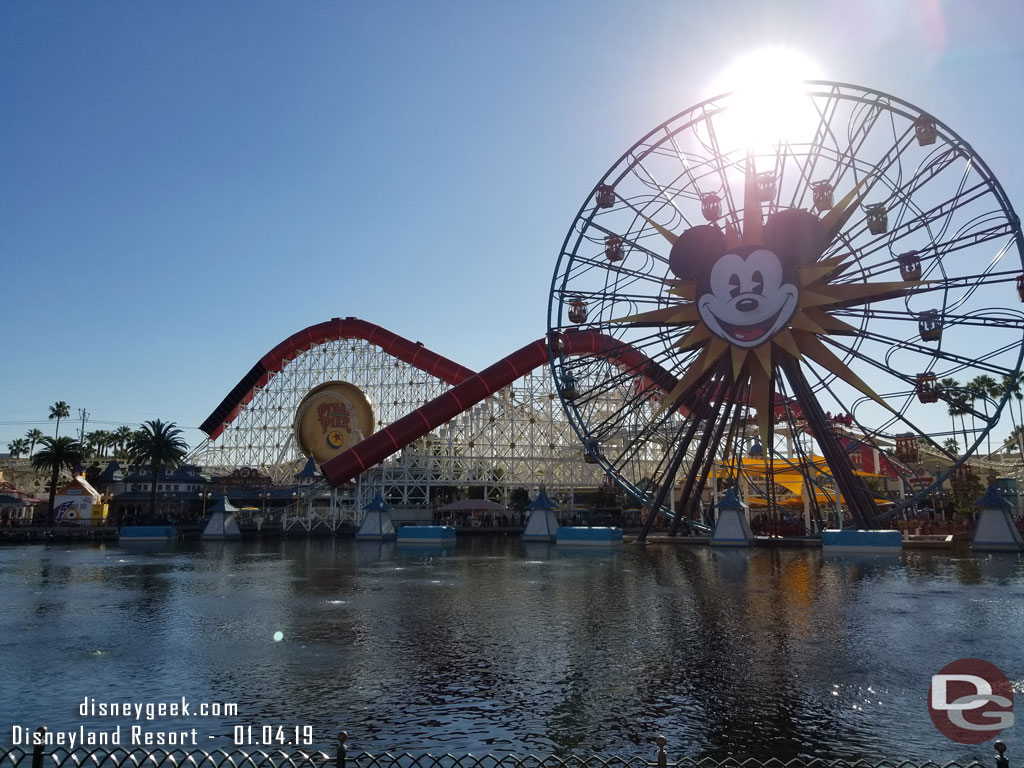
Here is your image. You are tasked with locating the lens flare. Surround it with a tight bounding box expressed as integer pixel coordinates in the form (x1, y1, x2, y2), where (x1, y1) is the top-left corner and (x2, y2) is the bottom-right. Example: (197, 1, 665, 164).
(710, 48, 824, 150)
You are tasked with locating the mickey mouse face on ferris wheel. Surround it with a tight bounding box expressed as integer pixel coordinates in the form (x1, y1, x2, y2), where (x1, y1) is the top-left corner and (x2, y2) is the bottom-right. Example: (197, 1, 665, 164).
(669, 209, 827, 349)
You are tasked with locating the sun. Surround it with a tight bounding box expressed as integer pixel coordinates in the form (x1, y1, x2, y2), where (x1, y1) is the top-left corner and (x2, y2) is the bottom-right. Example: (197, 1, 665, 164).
(612, 164, 918, 447)
(709, 47, 825, 150)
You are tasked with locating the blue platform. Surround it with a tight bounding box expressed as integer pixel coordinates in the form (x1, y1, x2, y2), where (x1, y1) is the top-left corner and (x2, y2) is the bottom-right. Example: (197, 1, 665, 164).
(120, 525, 176, 541)
(556, 526, 623, 546)
(821, 529, 901, 552)
(397, 525, 456, 544)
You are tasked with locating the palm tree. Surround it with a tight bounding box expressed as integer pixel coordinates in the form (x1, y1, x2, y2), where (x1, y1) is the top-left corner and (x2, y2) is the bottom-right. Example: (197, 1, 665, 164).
(7, 438, 30, 458)
(1004, 425, 1024, 455)
(48, 401, 71, 438)
(113, 426, 134, 456)
(31, 436, 85, 524)
(999, 374, 1024, 461)
(940, 378, 971, 451)
(127, 420, 189, 522)
(85, 429, 113, 458)
(968, 375, 1000, 456)
(25, 428, 44, 457)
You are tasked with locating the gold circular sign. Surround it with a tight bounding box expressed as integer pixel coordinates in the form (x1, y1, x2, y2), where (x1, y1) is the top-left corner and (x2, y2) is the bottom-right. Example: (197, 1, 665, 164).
(294, 381, 375, 465)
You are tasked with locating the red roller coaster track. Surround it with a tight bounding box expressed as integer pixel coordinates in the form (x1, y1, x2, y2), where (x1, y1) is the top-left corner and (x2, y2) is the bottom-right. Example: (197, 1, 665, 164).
(202, 317, 844, 490)
(320, 329, 679, 486)
(200, 317, 475, 441)
(200, 318, 682, 486)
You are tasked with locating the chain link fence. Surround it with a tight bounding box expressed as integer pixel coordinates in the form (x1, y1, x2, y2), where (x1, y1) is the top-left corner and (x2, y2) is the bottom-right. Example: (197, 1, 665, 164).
(0, 732, 1013, 768)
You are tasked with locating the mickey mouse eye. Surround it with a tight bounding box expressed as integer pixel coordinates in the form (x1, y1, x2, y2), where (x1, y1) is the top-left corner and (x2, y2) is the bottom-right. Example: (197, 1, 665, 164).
(728, 273, 741, 298)
(751, 270, 764, 295)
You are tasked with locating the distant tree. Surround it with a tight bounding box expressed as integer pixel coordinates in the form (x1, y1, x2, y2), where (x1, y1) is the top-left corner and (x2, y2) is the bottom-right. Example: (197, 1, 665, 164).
(25, 428, 44, 457)
(85, 429, 114, 458)
(127, 420, 188, 522)
(113, 426, 134, 456)
(31, 436, 85, 524)
(997, 375, 1024, 462)
(968, 375, 1000, 455)
(940, 379, 971, 451)
(7, 438, 30, 458)
(942, 437, 959, 456)
(48, 401, 71, 438)
(509, 487, 531, 512)
(1004, 425, 1024, 455)
(85, 462, 103, 487)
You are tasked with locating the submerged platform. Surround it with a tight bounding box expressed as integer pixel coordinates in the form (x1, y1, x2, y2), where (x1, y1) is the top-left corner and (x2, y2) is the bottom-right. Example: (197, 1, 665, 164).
(556, 526, 623, 546)
(397, 525, 456, 544)
(821, 529, 902, 552)
(120, 525, 176, 541)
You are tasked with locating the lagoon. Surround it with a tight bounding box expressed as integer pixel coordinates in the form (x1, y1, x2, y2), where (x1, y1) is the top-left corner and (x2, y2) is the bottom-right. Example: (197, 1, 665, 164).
(0, 538, 1020, 762)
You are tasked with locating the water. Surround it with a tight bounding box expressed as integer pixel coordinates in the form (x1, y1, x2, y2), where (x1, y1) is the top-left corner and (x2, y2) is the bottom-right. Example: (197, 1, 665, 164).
(0, 538, 1021, 762)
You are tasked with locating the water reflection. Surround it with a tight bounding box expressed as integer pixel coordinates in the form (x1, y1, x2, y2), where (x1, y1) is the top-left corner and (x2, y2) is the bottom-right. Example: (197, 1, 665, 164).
(0, 539, 1020, 761)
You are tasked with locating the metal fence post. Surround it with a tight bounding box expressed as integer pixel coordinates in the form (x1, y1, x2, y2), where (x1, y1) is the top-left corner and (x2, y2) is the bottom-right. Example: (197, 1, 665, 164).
(31, 727, 46, 768)
(337, 732, 348, 768)
(655, 735, 667, 768)
(993, 741, 1007, 768)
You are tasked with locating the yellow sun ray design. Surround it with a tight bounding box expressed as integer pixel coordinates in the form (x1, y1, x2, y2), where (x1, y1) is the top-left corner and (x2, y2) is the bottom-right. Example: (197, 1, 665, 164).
(604, 158, 915, 448)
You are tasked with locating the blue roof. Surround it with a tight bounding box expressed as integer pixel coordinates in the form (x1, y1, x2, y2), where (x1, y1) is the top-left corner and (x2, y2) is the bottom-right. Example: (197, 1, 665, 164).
(364, 494, 390, 511)
(208, 495, 239, 514)
(295, 456, 320, 479)
(718, 487, 746, 511)
(974, 483, 1011, 510)
(528, 489, 557, 510)
(98, 461, 124, 484)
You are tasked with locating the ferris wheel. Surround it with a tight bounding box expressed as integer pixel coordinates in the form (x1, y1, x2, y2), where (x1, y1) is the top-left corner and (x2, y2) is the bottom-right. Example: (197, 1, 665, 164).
(548, 81, 1024, 535)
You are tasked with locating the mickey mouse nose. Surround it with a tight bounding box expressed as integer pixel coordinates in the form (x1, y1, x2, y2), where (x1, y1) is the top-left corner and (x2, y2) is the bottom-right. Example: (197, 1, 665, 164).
(736, 298, 759, 312)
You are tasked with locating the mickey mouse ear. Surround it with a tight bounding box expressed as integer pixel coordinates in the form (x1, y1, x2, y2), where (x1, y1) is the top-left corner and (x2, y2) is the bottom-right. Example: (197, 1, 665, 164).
(763, 209, 828, 266)
(669, 225, 726, 280)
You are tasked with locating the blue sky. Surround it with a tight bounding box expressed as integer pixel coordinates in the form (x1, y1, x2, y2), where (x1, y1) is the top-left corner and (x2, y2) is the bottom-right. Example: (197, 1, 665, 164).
(2, 0, 1023, 453)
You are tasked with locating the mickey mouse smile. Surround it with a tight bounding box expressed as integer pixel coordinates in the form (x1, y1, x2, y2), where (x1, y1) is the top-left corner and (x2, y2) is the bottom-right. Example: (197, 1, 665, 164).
(713, 304, 792, 345)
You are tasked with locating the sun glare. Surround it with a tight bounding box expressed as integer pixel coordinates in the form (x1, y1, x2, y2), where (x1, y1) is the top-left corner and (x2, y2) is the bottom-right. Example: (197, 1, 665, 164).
(710, 47, 824, 150)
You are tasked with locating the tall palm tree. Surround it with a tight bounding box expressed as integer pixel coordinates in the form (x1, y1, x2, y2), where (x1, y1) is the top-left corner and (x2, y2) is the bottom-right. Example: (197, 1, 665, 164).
(999, 374, 1024, 461)
(7, 438, 30, 458)
(113, 425, 134, 457)
(968, 374, 1000, 456)
(85, 429, 113, 458)
(31, 436, 85, 524)
(48, 401, 71, 438)
(940, 378, 971, 452)
(127, 420, 189, 522)
(25, 428, 44, 457)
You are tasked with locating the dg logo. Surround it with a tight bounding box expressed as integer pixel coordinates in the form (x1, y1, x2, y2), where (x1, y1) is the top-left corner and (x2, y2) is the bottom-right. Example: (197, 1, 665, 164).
(929, 658, 1014, 743)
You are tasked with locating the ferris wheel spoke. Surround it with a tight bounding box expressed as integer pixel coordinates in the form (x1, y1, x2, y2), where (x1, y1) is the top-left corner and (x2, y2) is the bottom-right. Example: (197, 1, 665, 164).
(629, 157, 697, 233)
(663, 125, 716, 209)
(825, 98, 894, 195)
(836, 186, 1005, 282)
(827, 332, 1019, 384)
(702, 107, 746, 236)
(785, 91, 844, 211)
(832, 306, 1024, 329)
(557, 251, 669, 290)
(562, 351, 690, 420)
